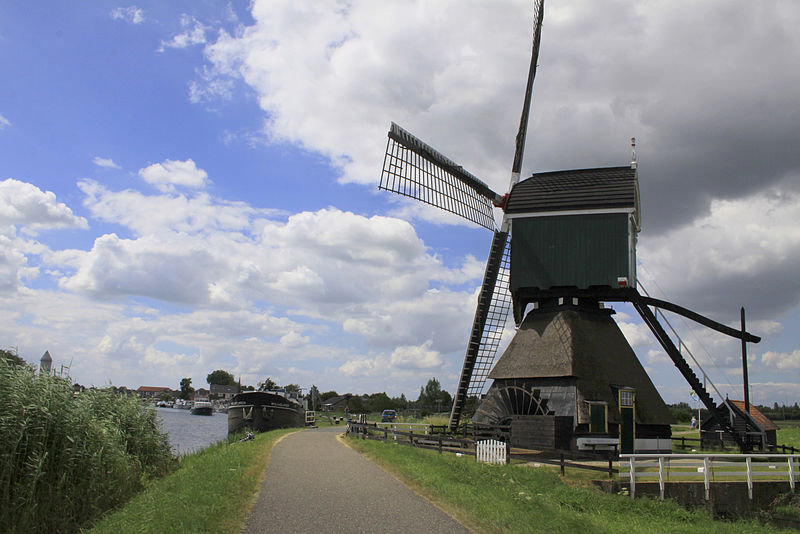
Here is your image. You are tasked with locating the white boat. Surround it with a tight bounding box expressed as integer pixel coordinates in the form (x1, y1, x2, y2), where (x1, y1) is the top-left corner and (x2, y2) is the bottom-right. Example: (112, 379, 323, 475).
(190, 399, 214, 416)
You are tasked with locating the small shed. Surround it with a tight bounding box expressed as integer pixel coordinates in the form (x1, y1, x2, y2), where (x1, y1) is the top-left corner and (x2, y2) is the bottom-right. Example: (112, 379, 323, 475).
(702, 400, 779, 450)
(505, 166, 640, 323)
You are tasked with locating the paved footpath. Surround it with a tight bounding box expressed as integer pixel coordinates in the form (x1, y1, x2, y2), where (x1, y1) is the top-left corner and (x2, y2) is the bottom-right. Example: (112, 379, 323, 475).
(242, 426, 472, 533)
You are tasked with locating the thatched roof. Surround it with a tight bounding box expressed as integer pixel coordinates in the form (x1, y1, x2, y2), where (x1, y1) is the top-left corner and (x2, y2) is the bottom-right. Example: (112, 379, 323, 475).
(489, 304, 672, 424)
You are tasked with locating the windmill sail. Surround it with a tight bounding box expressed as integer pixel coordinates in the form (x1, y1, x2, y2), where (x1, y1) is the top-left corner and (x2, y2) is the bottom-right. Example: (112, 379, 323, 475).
(378, 1, 546, 430)
(448, 230, 512, 428)
(510, 0, 544, 182)
(380, 123, 500, 231)
(448, 0, 545, 430)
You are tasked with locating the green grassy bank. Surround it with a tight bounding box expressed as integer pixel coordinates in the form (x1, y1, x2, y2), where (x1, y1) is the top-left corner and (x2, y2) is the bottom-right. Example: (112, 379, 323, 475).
(345, 436, 785, 534)
(88, 429, 296, 534)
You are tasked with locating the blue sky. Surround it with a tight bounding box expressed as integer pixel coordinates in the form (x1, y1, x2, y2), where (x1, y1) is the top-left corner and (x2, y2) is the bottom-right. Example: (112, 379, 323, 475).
(2, 0, 799, 406)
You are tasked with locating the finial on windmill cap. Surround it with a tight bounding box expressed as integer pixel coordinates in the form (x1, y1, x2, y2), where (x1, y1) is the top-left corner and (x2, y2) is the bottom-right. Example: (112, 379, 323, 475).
(630, 137, 637, 169)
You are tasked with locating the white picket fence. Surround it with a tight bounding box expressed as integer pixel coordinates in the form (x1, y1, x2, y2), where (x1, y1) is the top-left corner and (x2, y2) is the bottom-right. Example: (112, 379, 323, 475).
(620, 453, 800, 500)
(374, 422, 431, 434)
(476, 439, 508, 465)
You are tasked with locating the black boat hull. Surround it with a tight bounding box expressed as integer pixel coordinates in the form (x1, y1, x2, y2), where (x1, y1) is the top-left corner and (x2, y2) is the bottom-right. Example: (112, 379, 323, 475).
(228, 391, 305, 435)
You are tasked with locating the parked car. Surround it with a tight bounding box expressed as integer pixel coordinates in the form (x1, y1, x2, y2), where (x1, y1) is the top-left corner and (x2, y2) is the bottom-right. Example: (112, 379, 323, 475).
(381, 409, 397, 422)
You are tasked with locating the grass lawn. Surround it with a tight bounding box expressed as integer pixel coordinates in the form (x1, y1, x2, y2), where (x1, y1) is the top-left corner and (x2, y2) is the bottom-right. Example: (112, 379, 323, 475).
(345, 436, 786, 534)
(88, 429, 296, 534)
(776, 420, 800, 450)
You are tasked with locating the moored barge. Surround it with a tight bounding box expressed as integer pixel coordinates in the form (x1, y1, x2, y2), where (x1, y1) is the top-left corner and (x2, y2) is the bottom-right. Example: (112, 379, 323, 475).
(227, 388, 305, 435)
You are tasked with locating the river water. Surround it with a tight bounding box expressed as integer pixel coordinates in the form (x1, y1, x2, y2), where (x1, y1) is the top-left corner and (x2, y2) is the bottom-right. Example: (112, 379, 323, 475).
(155, 406, 228, 456)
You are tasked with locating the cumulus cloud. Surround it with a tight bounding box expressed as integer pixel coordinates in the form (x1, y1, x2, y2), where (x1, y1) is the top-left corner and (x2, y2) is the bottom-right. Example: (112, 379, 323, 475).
(160, 14, 209, 51)
(0, 179, 88, 234)
(77, 179, 273, 237)
(389, 341, 444, 370)
(59, 233, 224, 303)
(92, 156, 121, 169)
(194, 0, 800, 230)
(0, 234, 36, 292)
(137, 158, 209, 191)
(26, 178, 481, 392)
(639, 188, 800, 322)
(762, 350, 800, 371)
(110, 6, 144, 24)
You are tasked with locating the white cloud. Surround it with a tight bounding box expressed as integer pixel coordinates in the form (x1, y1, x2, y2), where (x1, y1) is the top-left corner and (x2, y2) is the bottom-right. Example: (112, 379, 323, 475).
(137, 158, 209, 191)
(160, 14, 208, 51)
(639, 188, 800, 321)
(77, 179, 271, 237)
(617, 320, 653, 348)
(0, 179, 88, 234)
(92, 156, 121, 169)
(280, 331, 310, 348)
(645, 349, 670, 366)
(3, 167, 791, 400)
(24, 178, 480, 392)
(195, 0, 544, 189)
(58, 233, 223, 303)
(110, 6, 144, 24)
(193, 0, 800, 221)
(389, 341, 443, 370)
(0, 234, 37, 292)
(0, 113, 10, 129)
(762, 350, 800, 371)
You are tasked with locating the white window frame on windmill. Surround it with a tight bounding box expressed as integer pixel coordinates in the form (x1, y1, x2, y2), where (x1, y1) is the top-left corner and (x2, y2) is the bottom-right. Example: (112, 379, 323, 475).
(618, 387, 637, 454)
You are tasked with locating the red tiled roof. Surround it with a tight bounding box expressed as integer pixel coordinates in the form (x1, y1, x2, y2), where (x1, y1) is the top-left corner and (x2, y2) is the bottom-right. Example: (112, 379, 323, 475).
(137, 386, 172, 392)
(729, 400, 779, 431)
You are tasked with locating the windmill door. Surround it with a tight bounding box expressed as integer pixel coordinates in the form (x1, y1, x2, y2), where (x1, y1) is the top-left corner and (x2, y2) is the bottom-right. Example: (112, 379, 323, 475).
(619, 389, 636, 454)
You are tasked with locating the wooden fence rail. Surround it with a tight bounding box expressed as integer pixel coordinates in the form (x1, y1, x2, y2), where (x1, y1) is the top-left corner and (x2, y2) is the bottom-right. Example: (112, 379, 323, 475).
(345, 421, 617, 477)
(620, 453, 800, 501)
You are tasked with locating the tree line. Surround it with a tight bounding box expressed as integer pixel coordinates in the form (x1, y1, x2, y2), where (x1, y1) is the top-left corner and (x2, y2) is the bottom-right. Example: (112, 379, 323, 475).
(321, 377, 454, 416)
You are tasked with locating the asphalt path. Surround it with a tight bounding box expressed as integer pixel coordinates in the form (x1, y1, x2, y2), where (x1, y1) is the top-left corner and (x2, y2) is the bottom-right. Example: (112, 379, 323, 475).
(242, 426, 472, 533)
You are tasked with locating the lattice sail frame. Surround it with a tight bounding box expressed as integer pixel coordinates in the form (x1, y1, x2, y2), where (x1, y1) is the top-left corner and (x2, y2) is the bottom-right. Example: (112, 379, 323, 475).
(466, 235, 512, 398)
(448, 231, 513, 428)
(380, 123, 500, 231)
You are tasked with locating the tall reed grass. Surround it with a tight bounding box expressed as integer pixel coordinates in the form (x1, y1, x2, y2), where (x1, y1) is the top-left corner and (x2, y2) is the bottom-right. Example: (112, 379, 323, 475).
(0, 358, 175, 533)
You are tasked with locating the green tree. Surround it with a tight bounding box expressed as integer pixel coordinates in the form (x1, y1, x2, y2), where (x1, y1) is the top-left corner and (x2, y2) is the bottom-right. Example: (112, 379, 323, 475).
(259, 377, 277, 390)
(417, 377, 452, 411)
(348, 396, 365, 413)
(320, 390, 339, 401)
(179, 377, 194, 400)
(206, 369, 236, 386)
(284, 383, 301, 393)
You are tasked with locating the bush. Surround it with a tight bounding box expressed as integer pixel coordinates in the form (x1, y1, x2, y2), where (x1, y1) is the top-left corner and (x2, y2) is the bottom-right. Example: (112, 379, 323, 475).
(0, 359, 174, 533)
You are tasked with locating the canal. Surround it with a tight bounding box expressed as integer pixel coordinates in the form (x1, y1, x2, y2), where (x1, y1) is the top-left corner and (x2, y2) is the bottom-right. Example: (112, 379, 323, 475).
(155, 406, 228, 456)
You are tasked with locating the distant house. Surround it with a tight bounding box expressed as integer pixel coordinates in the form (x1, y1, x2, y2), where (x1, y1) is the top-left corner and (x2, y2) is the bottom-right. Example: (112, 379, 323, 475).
(210, 384, 239, 400)
(323, 394, 352, 412)
(137, 386, 172, 399)
(194, 387, 210, 400)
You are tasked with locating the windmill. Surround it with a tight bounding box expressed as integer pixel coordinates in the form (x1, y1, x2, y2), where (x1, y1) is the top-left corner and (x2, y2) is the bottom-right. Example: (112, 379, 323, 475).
(379, 0, 544, 431)
(378, 1, 762, 452)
